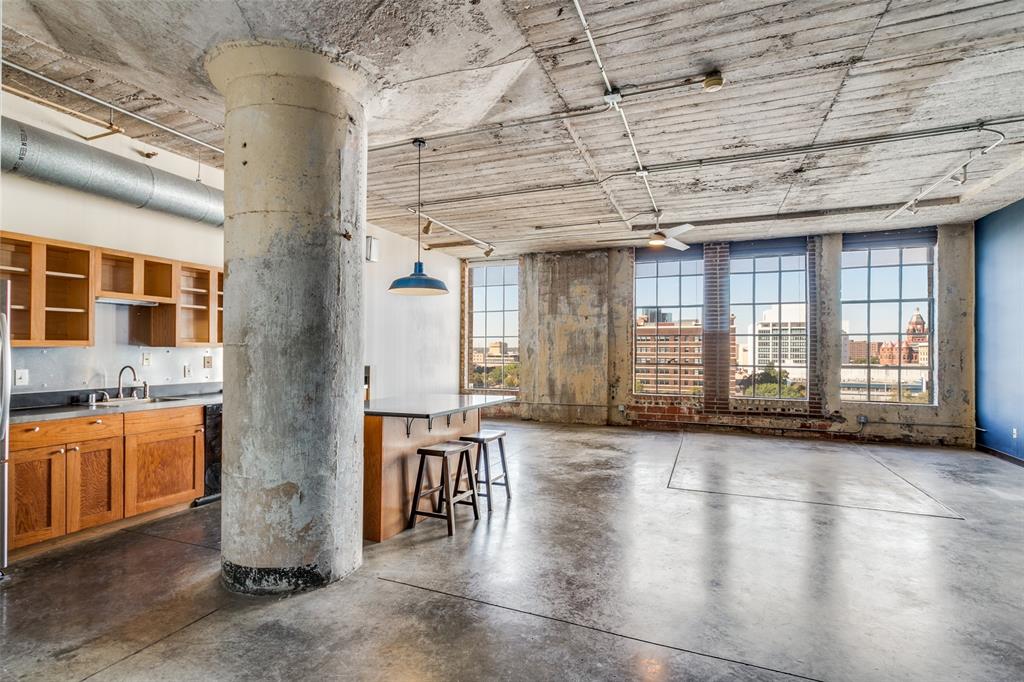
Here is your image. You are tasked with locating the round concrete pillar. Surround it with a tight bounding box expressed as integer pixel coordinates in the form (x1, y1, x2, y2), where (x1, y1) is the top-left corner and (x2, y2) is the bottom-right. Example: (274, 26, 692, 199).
(207, 42, 370, 594)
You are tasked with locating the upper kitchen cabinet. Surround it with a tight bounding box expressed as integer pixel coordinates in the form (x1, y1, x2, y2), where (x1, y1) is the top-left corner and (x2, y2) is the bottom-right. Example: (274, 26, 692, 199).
(94, 248, 176, 304)
(1, 231, 94, 346)
(130, 263, 222, 347)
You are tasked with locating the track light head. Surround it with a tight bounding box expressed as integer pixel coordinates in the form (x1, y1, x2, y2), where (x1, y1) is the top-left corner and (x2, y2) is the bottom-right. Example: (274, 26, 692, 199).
(484, 246, 495, 257)
(702, 71, 724, 93)
(422, 219, 433, 235)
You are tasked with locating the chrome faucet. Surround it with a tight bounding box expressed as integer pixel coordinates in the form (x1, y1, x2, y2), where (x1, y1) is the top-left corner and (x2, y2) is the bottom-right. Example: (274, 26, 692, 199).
(116, 365, 138, 399)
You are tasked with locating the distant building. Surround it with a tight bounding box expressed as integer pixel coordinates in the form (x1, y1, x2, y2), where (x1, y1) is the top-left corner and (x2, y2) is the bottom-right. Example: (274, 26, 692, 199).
(847, 339, 882, 363)
(878, 308, 929, 366)
(634, 311, 711, 394)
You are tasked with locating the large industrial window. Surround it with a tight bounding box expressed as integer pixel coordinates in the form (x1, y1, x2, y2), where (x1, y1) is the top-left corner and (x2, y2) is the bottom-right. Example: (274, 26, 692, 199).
(468, 261, 519, 391)
(729, 240, 808, 399)
(840, 229, 936, 403)
(634, 247, 704, 395)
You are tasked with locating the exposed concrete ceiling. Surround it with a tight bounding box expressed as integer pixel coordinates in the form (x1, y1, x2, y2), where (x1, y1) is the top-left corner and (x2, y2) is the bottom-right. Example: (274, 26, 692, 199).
(2, 0, 1023, 258)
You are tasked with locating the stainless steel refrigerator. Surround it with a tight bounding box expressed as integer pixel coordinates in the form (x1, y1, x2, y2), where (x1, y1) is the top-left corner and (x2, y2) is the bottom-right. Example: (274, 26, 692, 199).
(1, 279, 11, 580)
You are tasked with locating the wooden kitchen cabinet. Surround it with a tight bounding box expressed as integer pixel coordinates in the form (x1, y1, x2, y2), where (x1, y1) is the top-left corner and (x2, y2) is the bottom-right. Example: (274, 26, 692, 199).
(66, 437, 125, 532)
(8, 445, 66, 549)
(124, 423, 204, 517)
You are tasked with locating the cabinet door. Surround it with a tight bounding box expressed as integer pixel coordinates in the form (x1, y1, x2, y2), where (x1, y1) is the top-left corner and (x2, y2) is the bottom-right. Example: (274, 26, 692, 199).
(8, 445, 66, 549)
(124, 425, 204, 516)
(67, 437, 124, 532)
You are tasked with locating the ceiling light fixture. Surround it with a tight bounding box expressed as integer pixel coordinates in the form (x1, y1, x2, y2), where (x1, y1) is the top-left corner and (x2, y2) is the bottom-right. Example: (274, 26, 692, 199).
(702, 71, 724, 93)
(648, 232, 667, 246)
(388, 139, 449, 296)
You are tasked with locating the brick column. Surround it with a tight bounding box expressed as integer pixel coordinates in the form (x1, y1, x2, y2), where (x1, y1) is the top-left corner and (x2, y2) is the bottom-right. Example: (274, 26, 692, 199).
(806, 236, 824, 415)
(702, 242, 731, 413)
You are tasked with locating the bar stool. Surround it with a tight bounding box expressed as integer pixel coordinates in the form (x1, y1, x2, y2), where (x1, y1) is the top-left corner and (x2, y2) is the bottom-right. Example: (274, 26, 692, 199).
(459, 429, 511, 512)
(408, 441, 480, 536)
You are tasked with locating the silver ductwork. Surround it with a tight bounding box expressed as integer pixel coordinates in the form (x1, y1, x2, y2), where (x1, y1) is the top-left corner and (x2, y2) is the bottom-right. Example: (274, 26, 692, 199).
(1, 117, 224, 226)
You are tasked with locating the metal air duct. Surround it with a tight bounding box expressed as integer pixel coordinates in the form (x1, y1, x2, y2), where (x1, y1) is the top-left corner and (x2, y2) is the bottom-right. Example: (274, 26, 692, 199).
(1, 117, 224, 226)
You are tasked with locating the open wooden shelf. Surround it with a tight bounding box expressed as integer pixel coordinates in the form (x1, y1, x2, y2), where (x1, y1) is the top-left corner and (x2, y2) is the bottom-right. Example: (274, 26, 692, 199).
(43, 243, 93, 345)
(95, 249, 176, 304)
(0, 235, 37, 343)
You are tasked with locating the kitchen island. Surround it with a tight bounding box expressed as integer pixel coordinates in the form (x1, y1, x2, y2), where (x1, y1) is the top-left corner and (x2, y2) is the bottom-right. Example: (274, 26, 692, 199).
(363, 394, 514, 542)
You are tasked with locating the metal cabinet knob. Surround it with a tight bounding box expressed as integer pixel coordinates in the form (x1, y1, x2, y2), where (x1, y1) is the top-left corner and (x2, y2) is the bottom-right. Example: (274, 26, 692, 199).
(197, 427, 205, 433)
(92, 419, 103, 424)
(30, 426, 40, 432)
(70, 446, 80, 452)
(57, 448, 65, 454)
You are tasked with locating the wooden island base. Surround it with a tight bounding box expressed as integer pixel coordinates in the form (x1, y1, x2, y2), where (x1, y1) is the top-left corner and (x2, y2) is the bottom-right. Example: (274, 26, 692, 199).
(362, 409, 480, 542)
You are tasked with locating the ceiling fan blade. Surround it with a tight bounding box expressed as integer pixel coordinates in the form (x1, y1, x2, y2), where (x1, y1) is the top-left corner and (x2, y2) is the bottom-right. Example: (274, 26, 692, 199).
(595, 236, 647, 243)
(664, 238, 690, 252)
(663, 223, 696, 239)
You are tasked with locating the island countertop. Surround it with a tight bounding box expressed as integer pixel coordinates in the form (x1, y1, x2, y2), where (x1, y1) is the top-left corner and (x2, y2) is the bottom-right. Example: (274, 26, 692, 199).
(363, 393, 514, 419)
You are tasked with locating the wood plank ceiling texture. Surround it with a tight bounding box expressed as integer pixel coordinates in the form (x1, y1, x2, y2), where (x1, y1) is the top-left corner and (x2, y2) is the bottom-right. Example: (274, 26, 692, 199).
(2, 0, 1023, 258)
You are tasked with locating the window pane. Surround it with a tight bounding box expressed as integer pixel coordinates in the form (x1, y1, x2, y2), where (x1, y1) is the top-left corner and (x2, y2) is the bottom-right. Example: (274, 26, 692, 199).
(471, 267, 486, 286)
(504, 311, 519, 338)
(732, 365, 753, 397)
(869, 334, 898, 365)
(486, 266, 503, 285)
(871, 249, 899, 266)
(679, 306, 701, 326)
(636, 278, 657, 307)
(486, 286, 503, 310)
(780, 303, 806, 326)
(781, 271, 805, 302)
(901, 265, 929, 299)
(472, 288, 486, 312)
(504, 265, 518, 285)
(842, 303, 868, 334)
(754, 367, 781, 398)
(636, 262, 657, 278)
(901, 303, 928, 336)
(733, 336, 754, 365)
(486, 311, 503, 337)
(754, 272, 779, 303)
(843, 334, 871, 364)
(658, 260, 680, 276)
(842, 250, 868, 267)
(657, 277, 680, 306)
(756, 304, 779, 327)
(681, 260, 702, 276)
(900, 368, 931, 404)
(755, 256, 780, 272)
(870, 368, 899, 402)
(504, 285, 518, 310)
(472, 312, 485, 336)
(902, 247, 930, 264)
(731, 258, 753, 273)
(871, 302, 900, 333)
(780, 367, 807, 398)
(731, 305, 753, 335)
(681, 276, 703, 306)
(870, 266, 899, 298)
(841, 268, 868, 301)
(840, 367, 869, 401)
(730, 273, 753, 303)
(780, 255, 805, 270)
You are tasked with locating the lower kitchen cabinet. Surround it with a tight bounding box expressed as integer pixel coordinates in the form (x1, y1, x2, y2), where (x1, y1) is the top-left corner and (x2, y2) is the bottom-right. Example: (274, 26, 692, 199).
(124, 425, 204, 517)
(9, 445, 67, 549)
(67, 437, 124, 532)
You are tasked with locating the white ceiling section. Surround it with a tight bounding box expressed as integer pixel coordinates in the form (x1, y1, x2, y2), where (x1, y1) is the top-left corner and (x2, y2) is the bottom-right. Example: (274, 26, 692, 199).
(2, 0, 1023, 257)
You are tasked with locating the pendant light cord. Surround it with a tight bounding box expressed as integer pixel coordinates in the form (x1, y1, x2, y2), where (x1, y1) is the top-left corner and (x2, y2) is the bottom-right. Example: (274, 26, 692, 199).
(415, 138, 424, 261)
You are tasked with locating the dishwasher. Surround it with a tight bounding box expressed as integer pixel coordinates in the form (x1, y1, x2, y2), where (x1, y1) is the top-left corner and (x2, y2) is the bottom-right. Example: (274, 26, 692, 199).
(193, 403, 222, 506)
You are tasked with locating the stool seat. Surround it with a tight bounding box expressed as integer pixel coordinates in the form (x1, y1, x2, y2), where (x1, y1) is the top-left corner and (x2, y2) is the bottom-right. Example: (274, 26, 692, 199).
(458, 429, 507, 444)
(418, 441, 474, 456)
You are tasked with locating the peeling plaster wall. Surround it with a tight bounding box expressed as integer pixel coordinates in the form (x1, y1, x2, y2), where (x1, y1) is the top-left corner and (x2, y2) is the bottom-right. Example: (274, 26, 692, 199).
(511, 228, 976, 447)
(519, 250, 610, 424)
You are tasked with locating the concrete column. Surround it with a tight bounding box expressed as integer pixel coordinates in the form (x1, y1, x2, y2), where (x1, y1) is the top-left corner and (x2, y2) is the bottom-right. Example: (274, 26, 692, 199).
(206, 42, 370, 594)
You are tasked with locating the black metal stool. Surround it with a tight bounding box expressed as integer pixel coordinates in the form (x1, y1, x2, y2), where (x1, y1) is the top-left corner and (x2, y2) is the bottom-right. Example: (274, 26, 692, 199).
(459, 429, 511, 512)
(408, 441, 480, 535)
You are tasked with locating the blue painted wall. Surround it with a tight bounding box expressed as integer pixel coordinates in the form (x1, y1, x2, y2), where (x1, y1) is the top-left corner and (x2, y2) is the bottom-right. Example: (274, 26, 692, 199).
(976, 199, 1024, 460)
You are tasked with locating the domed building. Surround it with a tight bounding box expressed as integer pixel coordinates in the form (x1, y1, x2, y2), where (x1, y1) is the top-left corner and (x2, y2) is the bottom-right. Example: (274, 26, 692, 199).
(879, 307, 930, 365)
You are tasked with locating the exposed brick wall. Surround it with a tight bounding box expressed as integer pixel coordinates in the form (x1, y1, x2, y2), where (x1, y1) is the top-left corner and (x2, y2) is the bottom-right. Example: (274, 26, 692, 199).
(805, 235, 824, 416)
(701, 242, 731, 413)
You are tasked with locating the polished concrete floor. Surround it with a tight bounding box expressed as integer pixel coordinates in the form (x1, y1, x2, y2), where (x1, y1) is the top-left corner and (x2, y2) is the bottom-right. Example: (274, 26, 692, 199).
(2, 421, 1022, 681)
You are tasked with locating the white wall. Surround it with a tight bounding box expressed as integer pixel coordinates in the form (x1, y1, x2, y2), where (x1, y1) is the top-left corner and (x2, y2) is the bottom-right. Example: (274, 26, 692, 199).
(363, 223, 461, 399)
(3, 93, 462, 397)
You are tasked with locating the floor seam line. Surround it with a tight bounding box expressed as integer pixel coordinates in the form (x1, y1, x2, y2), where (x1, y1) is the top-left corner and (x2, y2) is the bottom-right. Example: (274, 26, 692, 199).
(119, 528, 221, 552)
(665, 431, 686, 489)
(376, 576, 827, 682)
(665, 484, 964, 520)
(77, 607, 221, 681)
(864, 451, 964, 519)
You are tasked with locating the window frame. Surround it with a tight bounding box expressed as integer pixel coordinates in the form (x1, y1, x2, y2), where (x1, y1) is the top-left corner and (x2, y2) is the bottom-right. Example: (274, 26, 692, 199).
(465, 260, 520, 393)
(839, 240, 936, 405)
(729, 246, 809, 401)
(632, 248, 705, 397)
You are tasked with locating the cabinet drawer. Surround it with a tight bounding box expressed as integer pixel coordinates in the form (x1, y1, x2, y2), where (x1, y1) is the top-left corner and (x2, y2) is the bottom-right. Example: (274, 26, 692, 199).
(10, 414, 123, 450)
(124, 406, 203, 435)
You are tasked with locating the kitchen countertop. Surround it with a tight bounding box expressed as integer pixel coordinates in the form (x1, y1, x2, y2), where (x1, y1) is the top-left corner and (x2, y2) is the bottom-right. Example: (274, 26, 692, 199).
(9, 393, 223, 424)
(363, 393, 514, 419)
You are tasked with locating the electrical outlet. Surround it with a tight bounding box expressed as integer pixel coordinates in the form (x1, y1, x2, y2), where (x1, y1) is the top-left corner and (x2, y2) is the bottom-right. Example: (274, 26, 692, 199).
(15, 369, 29, 386)
(183, 364, 193, 379)
(203, 355, 213, 369)
(142, 352, 152, 367)
(856, 415, 869, 425)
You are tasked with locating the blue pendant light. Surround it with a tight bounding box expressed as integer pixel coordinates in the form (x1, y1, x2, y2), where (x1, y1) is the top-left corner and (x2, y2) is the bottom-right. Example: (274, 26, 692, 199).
(389, 138, 449, 296)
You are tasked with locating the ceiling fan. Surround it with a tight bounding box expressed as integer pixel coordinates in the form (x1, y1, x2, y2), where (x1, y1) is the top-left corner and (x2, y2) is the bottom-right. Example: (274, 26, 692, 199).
(595, 212, 697, 251)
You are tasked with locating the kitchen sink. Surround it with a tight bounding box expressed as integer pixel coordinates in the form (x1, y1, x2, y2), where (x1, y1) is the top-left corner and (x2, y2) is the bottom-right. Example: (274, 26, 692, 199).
(95, 396, 188, 406)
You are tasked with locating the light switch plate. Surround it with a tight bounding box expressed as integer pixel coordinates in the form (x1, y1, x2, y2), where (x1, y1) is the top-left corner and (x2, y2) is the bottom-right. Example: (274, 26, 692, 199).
(15, 369, 29, 386)
(183, 364, 193, 378)
(203, 355, 213, 369)
(142, 352, 152, 367)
